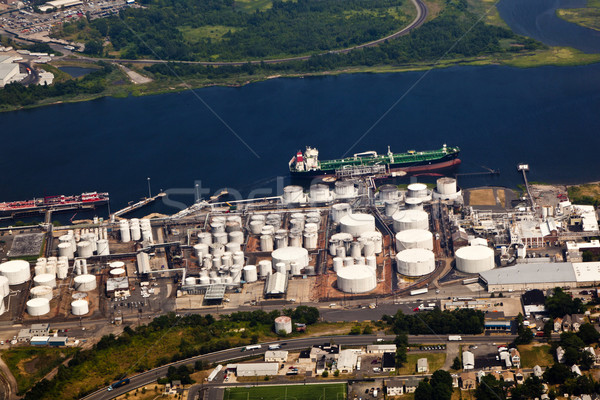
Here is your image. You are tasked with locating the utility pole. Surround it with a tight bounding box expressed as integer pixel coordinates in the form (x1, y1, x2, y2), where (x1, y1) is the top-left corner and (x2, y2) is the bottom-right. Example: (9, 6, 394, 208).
(147, 177, 152, 198)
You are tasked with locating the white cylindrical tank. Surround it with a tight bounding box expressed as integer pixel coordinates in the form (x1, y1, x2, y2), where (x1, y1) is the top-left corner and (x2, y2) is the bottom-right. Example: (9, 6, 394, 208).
(213, 232, 228, 245)
(395, 229, 434, 252)
(359, 232, 383, 254)
(226, 242, 241, 253)
(211, 222, 225, 234)
(392, 210, 429, 232)
(58, 242, 74, 259)
(396, 249, 435, 277)
(405, 197, 424, 210)
(275, 262, 286, 274)
(335, 180, 357, 199)
(34, 264, 46, 276)
(73, 274, 97, 291)
(350, 241, 362, 258)
(290, 261, 302, 276)
(303, 232, 318, 250)
(185, 277, 196, 286)
(30, 285, 53, 300)
(0, 276, 8, 299)
(275, 233, 288, 249)
(33, 273, 56, 288)
(210, 243, 225, 257)
(363, 241, 375, 257)
(331, 203, 352, 223)
(333, 257, 344, 272)
(57, 263, 69, 280)
(366, 255, 377, 268)
(336, 265, 376, 293)
(384, 200, 400, 217)
(110, 268, 126, 278)
(27, 298, 50, 316)
(283, 185, 304, 204)
(97, 239, 110, 256)
(77, 241, 93, 258)
(271, 247, 309, 270)
(194, 243, 209, 260)
(198, 232, 213, 245)
(274, 316, 293, 334)
(379, 184, 399, 200)
(436, 177, 457, 195)
(304, 223, 318, 233)
(119, 220, 131, 243)
(71, 299, 89, 316)
(0, 260, 31, 285)
(109, 261, 125, 269)
(309, 184, 331, 203)
(130, 219, 141, 241)
(258, 260, 272, 278)
(229, 231, 244, 244)
(225, 221, 241, 233)
(339, 214, 375, 237)
(249, 220, 265, 235)
(260, 235, 274, 252)
(455, 246, 495, 273)
(407, 183, 428, 198)
(233, 251, 245, 266)
(243, 265, 258, 282)
(343, 257, 354, 267)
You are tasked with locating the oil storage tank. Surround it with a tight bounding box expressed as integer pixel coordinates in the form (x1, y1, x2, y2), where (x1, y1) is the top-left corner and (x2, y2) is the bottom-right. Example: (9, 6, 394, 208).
(71, 299, 89, 316)
(27, 298, 50, 316)
(73, 274, 97, 292)
(395, 229, 433, 252)
(0, 276, 9, 299)
(395, 249, 435, 277)
(0, 260, 31, 285)
(271, 247, 309, 270)
(30, 285, 53, 300)
(274, 316, 293, 334)
(455, 246, 495, 273)
(392, 210, 429, 232)
(339, 214, 375, 237)
(33, 274, 56, 288)
(336, 265, 376, 293)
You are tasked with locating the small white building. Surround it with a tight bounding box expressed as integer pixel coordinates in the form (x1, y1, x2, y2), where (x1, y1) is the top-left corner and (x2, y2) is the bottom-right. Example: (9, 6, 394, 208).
(462, 351, 474, 370)
(386, 379, 404, 396)
(0, 63, 19, 87)
(264, 350, 288, 363)
(366, 344, 397, 353)
(337, 349, 359, 373)
(417, 358, 429, 373)
(227, 363, 279, 377)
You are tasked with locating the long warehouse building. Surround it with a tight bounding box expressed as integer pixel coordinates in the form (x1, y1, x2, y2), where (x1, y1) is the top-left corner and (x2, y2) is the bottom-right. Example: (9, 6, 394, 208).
(479, 261, 600, 292)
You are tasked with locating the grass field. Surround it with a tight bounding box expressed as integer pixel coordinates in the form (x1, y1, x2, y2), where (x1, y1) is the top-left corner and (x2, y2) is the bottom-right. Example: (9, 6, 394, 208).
(179, 25, 241, 43)
(224, 383, 347, 400)
(567, 183, 600, 206)
(557, 0, 600, 31)
(397, 352, 446, 375)
(518, 344, 553, 368)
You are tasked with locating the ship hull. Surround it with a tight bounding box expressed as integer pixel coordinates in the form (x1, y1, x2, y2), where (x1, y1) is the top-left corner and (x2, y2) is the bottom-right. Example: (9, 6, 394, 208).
(290, 154, 461, 179)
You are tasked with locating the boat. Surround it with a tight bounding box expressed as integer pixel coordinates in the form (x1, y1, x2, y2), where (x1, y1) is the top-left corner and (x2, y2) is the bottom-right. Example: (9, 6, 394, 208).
(0, 192, 109, 216)
(289, 145, 461, 179)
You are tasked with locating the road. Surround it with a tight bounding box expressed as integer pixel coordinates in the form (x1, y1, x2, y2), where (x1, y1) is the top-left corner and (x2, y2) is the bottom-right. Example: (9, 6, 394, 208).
(81, 333, 517, 400)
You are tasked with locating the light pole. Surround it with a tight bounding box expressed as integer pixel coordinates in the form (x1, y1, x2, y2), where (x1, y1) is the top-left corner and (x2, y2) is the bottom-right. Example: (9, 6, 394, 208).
(147, 177, 152, 198)
(195, 184, 199, 203)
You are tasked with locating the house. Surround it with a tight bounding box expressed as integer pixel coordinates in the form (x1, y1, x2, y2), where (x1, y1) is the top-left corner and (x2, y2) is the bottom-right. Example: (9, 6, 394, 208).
(385, 378, 405, 396)
(382, 352, 396, 372)
(514, 369, 524, 384)
(460, 372, 477, 390)
(522, 290, 546, 317)
(554, 317, 563, 332)
(451, 374, 459, 388)
(366, 344, 397, 353)
(572, 314, 585, 332)
(509, 348, 521, 368)
(557, 346, 565, 363)
(315, 357, 326, 374)
(571, 364, 582, 376)
(17, 328, 32, 343)
(417, 358, 428, 373)
(500, 370, 514, 383)
(463, 351, 474, 370)
(533, 365, 543, 377)
(264, 350, 288, 363)
(30, 324, 50, 336)
(337, 350, 359, 373)
(404, 378, 420, 393)
(562, 315, 572, 331)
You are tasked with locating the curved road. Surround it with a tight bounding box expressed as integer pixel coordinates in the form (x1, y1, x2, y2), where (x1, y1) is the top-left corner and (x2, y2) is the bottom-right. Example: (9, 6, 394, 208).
(81, 333, 516, 400)
(63, 0, 427, 67)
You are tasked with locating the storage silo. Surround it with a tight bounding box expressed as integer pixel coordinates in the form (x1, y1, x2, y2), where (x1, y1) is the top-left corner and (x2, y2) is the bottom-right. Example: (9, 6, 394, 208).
(340, 214, 375, 237)
(331, 203, 352, 223)
(194, 243, 209, 260)
(58, 242, 74, 260)
(30, 285, 53, 300)
(392, 210, 429, 232)
(243, 265, 258, 282)
(96, 239, 110, 256)
(33, 274, 56, 288)
(27, 298, 50, 316)
(395, 229, 434, 252)
(130, 219, 141, 241)
(384, 200, 400, 217)
(283, 185, 304, 205)
(379, 184, 399, 201)
(309, 184, 332, 203)
(334, 180, 358, 199)
(359, 232, 383, 254)
(0, 260, 31, 285)
(336, 265, 376, 293)
(271, 247, 309, 270)
(77, 241, 93, 258)
(436, 177, 457, 195)
(0, 276, 9, 298)
(258, 260, 272, 278)
(274, 316, 293, 334)
(213, 232, 228, 245)
(71, 299, 89, 316)
(57, 263, 69, 280)
(119, 220, 131, 243)
(73, 274, 97, 291)
(407, 183, 428, 198)
(395, 249, 435, 277)
(260, 235, 274, 252)
(303, 232, 318, 250)
(229, 231, 244, 244)
(405, 197, 424, 210)
(455, 246, 495, 273)
(198, 232, 213, 245)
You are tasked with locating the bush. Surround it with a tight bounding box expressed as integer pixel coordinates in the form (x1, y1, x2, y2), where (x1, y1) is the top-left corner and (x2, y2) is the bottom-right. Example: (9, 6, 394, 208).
(321, 371, 329, 378)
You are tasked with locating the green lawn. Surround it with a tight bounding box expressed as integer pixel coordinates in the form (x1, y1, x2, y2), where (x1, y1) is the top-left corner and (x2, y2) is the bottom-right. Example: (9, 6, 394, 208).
(224, 383, 347, 400)
(518, 344, 553, 368)
(397, 352, 446, 375)
(179, 25, 241, 43)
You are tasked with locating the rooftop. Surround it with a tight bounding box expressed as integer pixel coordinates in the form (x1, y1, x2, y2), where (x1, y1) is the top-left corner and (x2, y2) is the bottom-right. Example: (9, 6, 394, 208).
(480, 262, 576, 286)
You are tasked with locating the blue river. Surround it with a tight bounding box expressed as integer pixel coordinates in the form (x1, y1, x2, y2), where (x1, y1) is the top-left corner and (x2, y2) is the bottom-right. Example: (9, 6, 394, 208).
(2, 63, 600, 219)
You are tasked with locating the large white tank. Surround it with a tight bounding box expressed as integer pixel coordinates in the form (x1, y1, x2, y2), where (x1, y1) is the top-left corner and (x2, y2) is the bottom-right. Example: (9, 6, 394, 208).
(333, 257, 344, 272)
(379, 184, 399, 201)
(57, 263, 69, 280)
(340, 213, 375, 237)
(392, 210, 429, 232)
(0, 276, 8, 299)
(290, 261, 302, 276)
(213, 232, 228, 245)
(396, 249, 435, 277)
(30, 285, 53, 300)
(243, 265, 258, 282)
(129, 219, 141, 241)
(336, 265, 377, 293)
(96, 239, 110, 256)
(405, 197, 424, 210)
(119, 220, 131, 243)
(185, 277, 196, 286)
(34, 274, 56, 288)
(110, 261, 125, 269)
(331, 203, 352, 223)
(395, 229, 434, 252)
(226, 242, 241, 253)
(334, 181, 357, 199)
(77, 241, 93, 258)
(71, 299, 89, 316)
(194, 243, 209, 259)
(58, 242, 74, 260)
(110, 268, 126, 278)
(27, 298, 50, 316)
(198, 232, 213, 245)
(73, 274, 97, 292)
(436, 177, 457, 195)
(274, 316, 293, 334)
(455, 246, 495, 273)
(0, 260, 31, 285)
(210, 243, 225, 257)
(283, 185, 304, 205)
(407, 183, 428, 198)
(271, 247, 309, 270)
(34, 264, 46, 276)
(258, 260, 272, 278)
(384, 200, 400, 217)
(309, 184, 332, 203)
(260, 235, 274, 252)
(229, 231, 244, 244)
(249, 220, 265, 235)
(303, 232, 318, 250)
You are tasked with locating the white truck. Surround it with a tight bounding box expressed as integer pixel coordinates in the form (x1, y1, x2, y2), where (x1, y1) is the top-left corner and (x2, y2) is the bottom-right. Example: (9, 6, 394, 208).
(448, 335, 462, 341)
(410, 288, 428, 296)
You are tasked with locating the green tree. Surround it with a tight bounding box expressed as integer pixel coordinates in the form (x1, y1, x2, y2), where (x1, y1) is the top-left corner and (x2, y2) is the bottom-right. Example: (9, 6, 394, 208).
(544, 363, 572, 385)
(475, 375, 506, 400)
(451, 356, 461, 370)
(414, 380, 434, 400)
(321, 371, 328, 378)
(546, 287, 584, 318)
(350, 326, 361, 335)
(577, 323, 600, 345)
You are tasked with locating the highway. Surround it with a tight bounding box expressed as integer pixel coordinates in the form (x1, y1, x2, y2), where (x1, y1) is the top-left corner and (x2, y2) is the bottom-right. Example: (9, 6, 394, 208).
(81, 333, 517, 400)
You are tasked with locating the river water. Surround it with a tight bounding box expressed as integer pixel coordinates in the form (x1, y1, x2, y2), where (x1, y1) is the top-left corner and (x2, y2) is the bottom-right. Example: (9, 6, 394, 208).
(2, 63, 600, 218)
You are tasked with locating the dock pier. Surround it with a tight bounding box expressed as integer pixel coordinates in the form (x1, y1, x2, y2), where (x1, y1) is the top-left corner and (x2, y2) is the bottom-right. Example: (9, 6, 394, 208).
(112, 192, 166, 219)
